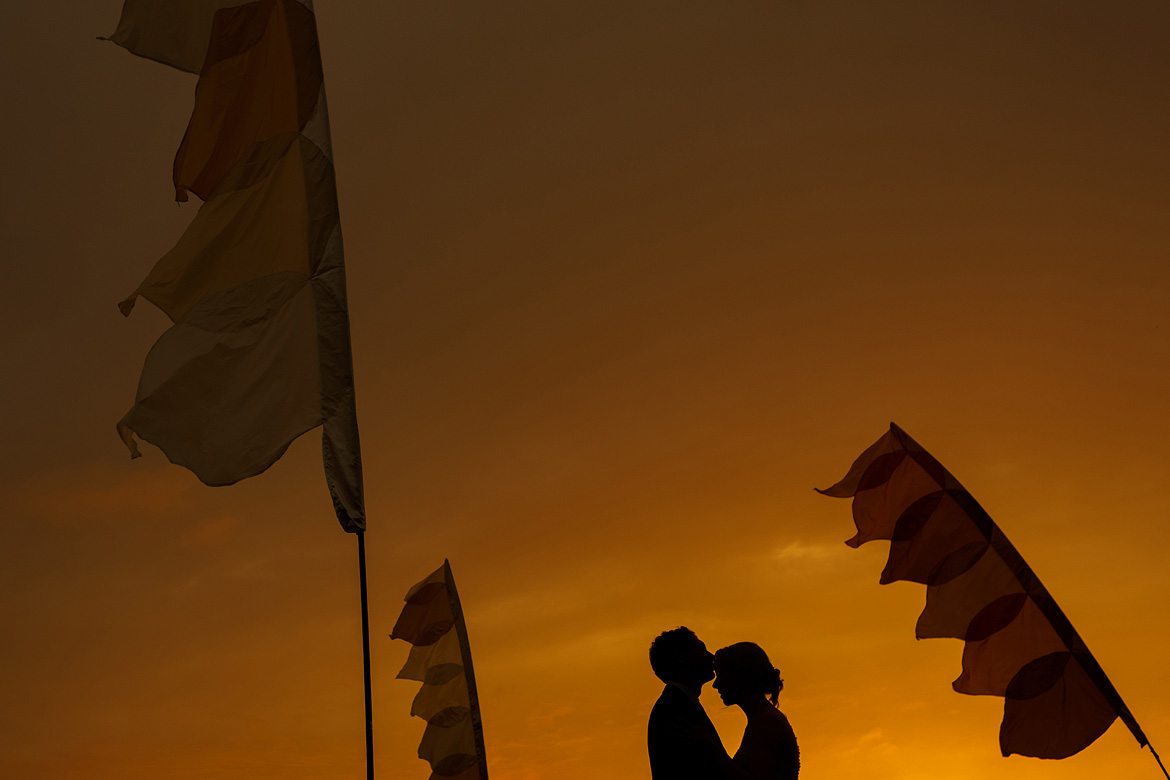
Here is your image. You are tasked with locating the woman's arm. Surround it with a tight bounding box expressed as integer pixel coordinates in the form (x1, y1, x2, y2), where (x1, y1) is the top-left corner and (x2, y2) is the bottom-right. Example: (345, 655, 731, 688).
(732, 720, 777, 780)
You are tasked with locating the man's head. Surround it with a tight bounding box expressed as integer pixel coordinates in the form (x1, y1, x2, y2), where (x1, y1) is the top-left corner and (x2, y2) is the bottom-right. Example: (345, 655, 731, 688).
(648, 626, 715, 690)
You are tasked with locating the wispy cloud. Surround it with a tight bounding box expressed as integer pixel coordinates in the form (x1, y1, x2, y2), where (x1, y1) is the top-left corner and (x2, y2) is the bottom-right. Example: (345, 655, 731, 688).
(180, 515, 242, 548)
(846, 727, 897, 757)
(772, 540, 845, 562)
(11, 459, 196, 522)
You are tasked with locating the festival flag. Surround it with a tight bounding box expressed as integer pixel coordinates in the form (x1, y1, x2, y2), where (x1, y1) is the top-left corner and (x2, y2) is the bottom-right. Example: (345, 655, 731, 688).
(391, 561, 489, 780)
(106, 0, 364, 532)
(818, 423, 1146, 759)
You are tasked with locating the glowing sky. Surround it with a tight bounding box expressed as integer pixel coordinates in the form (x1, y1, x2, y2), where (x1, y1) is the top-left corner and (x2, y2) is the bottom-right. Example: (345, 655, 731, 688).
(2, 1, 1169, 779)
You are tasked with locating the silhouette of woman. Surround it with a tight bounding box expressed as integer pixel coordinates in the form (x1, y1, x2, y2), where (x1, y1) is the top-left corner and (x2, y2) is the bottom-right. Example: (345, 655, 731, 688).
(713, 643, 799, 780)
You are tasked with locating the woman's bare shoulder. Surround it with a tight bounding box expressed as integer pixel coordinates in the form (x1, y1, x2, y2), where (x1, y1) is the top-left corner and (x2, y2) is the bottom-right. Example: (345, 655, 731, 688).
(749, 707, 795, 737)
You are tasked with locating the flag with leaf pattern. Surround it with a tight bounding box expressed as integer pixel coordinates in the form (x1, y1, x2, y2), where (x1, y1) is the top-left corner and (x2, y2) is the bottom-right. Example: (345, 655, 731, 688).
(391, 561, 489, 780)
(819, 423, 1145, 759)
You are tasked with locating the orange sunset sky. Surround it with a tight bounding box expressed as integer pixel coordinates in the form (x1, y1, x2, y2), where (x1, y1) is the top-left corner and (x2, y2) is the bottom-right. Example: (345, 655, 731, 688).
(3, 2, 1170, 779)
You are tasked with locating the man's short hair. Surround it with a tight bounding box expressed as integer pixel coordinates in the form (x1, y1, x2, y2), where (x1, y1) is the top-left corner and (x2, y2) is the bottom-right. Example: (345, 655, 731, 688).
(649, 626, 698, 683)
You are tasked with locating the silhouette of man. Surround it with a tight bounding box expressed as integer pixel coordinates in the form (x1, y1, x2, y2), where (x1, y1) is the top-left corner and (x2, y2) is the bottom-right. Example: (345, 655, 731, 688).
(648, 627, 749, 780)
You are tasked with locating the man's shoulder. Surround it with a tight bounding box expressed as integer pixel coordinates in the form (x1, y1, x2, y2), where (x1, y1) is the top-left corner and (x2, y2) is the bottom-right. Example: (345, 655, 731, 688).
(649, 685, 713, 740)
(650, 685, 694, 718)
(648, 686, 737, 780)
(648, 686, 675, 722)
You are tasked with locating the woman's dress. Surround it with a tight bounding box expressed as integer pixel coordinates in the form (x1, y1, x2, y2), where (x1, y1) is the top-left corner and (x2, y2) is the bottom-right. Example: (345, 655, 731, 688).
(732, 709, 799, 780)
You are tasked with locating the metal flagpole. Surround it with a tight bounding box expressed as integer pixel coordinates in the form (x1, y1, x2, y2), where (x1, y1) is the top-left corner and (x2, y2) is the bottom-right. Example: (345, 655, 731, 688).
(1150, 744, 1170, 780)
(358, 531, 374, 780)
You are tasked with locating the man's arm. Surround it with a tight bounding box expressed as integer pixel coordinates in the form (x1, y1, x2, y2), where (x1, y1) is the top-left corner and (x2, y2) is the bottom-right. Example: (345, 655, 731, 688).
(657, 710, 754, 780)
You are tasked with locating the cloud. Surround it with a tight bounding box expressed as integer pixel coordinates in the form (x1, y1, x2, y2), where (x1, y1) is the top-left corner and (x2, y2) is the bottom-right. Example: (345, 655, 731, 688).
(846, 727, 897, 757)
(525, 704, 576, 731)
(181, 515, 242, 548)
(772, 540, 845, 563)
(11, 459, 197, 522)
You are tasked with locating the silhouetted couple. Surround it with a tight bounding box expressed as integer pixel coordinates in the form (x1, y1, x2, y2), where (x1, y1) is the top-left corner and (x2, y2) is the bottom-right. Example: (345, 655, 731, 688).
(648, 627, 799, 780)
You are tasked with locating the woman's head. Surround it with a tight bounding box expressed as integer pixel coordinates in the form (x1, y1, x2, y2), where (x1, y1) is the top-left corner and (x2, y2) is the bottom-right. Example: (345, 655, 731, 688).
(713, 642, 784, 707)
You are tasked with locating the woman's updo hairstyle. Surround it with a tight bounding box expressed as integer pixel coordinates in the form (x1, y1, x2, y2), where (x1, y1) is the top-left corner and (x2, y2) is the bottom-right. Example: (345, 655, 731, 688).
(714, 642, 784, 706)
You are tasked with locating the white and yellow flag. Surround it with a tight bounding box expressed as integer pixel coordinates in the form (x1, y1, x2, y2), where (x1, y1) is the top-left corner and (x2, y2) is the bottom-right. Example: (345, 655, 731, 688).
(107, 0, 364, 531)
(391, 561, 489, 780)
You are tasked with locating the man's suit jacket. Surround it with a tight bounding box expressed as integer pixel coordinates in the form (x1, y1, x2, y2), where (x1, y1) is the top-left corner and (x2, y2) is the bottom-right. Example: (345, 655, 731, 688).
(647, 684, 740, 780)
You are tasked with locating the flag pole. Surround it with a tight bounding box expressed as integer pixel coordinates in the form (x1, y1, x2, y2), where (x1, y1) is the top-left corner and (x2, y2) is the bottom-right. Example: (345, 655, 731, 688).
(358, 530, 374, 780)
(1150, 744, 1170, 780)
